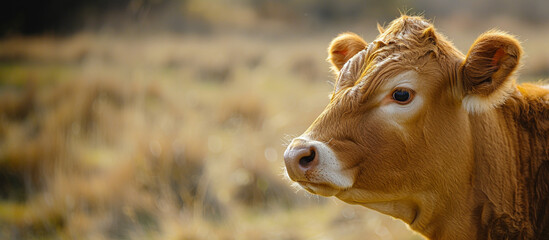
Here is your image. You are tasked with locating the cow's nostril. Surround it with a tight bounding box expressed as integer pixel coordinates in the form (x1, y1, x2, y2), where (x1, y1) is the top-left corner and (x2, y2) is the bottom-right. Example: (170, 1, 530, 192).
(299, 148, 316, 168)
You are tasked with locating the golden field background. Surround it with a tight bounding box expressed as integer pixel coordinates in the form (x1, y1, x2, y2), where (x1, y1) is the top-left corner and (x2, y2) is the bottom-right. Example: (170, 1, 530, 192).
(0, 1, 548, 239)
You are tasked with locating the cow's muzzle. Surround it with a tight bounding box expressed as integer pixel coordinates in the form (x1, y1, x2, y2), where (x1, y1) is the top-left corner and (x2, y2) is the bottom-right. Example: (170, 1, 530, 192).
(284, 138, 318, 182)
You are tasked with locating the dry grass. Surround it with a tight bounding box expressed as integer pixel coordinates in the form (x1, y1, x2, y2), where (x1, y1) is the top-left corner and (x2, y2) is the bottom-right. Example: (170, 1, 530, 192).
(0, 19, 547, 239)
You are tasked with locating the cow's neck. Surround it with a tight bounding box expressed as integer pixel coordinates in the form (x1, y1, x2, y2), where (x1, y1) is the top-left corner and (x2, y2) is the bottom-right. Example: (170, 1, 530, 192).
(466, 89, 548, 239)
(408, 88, 547, 240)
(468, 105, 527, 238)
(364, 192, 478, 239)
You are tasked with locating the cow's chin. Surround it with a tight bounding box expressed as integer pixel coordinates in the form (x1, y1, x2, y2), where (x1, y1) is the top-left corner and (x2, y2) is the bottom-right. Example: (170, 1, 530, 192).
(298, 182, 341, 197)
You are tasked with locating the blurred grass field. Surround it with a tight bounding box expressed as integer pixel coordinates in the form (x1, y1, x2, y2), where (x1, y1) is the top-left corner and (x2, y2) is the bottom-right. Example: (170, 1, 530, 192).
(0, 4, 548, 239)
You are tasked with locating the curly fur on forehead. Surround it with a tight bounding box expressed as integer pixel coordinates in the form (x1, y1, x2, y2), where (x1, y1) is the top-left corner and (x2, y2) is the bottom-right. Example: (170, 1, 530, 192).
(343, 15, 464, 101)
(375, 15, 460, 57)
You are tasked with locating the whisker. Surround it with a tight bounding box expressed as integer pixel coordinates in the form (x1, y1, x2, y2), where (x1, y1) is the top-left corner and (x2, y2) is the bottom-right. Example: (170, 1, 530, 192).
(281, 134, 298, 147)
(279, 166, 308, 194)
(323, 138, 335, 147)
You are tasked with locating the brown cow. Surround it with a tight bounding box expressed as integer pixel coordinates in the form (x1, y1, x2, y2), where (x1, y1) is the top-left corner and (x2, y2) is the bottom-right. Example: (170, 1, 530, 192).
(283, 15, 549, 240)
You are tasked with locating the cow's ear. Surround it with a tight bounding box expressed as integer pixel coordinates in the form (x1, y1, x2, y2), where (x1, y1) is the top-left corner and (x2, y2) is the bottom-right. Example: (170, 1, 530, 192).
(328, 33, 367, 73)
(461, 31, 522, 113)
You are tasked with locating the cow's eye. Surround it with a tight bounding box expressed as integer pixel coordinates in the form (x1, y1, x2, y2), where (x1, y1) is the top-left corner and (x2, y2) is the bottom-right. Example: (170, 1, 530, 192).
(392, 89, 413, 104)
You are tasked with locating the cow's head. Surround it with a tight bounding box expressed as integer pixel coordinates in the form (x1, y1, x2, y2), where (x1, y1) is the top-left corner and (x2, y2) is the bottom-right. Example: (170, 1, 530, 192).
(283, 16, 521, 224)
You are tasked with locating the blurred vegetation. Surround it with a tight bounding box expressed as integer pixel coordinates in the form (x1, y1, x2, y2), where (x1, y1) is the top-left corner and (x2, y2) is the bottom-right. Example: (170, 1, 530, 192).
(0, 34, 425, 239)
(2, 0, 549, 35)
(0, 0, 548, 239)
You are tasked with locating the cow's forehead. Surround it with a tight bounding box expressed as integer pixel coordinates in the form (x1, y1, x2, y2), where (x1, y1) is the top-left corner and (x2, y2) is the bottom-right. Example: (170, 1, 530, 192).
(345, 16, 461, 99)
(348, 42, 432, 99)
(377, 16, 433, 43)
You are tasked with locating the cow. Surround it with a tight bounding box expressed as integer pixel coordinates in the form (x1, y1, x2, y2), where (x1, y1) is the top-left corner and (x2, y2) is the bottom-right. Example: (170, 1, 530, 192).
(283, 15, 549, 240)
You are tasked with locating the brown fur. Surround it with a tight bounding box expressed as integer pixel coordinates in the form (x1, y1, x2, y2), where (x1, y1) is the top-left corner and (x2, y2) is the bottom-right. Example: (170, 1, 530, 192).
(327, 32, 368, 73)
(288, 15, 549, 239)
(462, 30, 522, 97)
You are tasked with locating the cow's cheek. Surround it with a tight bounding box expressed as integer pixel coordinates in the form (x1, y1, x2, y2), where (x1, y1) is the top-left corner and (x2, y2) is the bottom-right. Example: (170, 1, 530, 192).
(348, 128, 416, 192)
